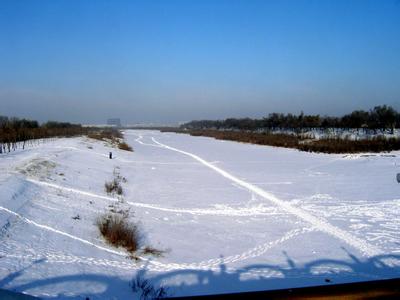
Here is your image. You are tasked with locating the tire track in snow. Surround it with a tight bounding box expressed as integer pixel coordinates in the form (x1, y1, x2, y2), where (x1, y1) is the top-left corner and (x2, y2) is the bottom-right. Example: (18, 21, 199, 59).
(0, 207, 312, 272)
(125, 202, 282, 217)
(132, 134, 164, 148)
(0, 205, 124, 257)
(143, 226, 314, 272)
(151, 137, 383, 257)
(26, 178, 120, 203)
(26, 178, 280, 217)
(0, 179, 314, 272)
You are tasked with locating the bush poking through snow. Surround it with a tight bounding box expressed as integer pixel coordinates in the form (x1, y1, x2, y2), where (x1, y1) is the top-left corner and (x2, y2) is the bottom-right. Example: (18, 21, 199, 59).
(97, 213, 140, 253)
(142, 246, 165, 257)
(105, 169, 126, 195)
(131, 274, 168, 300)
(87, 129, 134, 151)
(87, 129, 123, 141)
(113, 168, 127, 183)
(118, 141, 133, 151)
(105, 179, 123, 195)
(163, 129, 400, 153)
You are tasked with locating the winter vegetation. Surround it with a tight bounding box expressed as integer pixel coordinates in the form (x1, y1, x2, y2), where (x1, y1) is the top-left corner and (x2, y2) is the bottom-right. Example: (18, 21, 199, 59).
(181, 105, 400, 133)
(0, 116, 133, 155)
(87, 129, 134, 151)
(104, 179, 124, 196)
(104, 169, 127, 196)
(166, 129, 400, 154)
(96, 213, 141, 254)
(0, 116, 88, 154)
(142, 246, 165, 257)
(164, 106, 400, 153)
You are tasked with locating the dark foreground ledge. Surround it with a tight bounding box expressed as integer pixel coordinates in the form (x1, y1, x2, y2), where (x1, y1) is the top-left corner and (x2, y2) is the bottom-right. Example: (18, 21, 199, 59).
(0, 289, 39, 300)
(169, 278, 400, 299)
(2, 278, 399, 299)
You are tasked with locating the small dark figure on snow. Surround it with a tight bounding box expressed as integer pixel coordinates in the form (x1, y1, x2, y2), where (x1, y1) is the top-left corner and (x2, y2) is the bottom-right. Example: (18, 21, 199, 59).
(109, 152, 112, 159)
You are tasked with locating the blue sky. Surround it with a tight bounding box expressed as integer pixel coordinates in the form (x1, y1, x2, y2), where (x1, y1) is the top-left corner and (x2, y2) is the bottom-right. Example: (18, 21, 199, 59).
(0, 0, 399, 124)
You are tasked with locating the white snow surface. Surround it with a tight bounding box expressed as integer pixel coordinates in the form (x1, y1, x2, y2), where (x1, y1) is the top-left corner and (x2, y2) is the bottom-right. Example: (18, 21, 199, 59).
(0, 130, 400, 298)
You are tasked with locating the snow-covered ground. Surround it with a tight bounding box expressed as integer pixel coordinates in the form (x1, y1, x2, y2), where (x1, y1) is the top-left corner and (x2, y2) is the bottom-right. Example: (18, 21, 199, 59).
(0, 130, 399, 299)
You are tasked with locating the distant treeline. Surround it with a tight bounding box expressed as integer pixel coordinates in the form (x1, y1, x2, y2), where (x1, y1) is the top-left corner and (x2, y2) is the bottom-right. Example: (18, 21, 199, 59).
(182, 105, 400, 132)
(0, 116, 88, 153)
(172, 129, 399, 153)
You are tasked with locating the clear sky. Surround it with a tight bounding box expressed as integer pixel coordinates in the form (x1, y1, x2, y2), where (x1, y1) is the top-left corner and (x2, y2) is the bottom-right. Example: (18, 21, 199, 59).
(1, 0, 399, 124)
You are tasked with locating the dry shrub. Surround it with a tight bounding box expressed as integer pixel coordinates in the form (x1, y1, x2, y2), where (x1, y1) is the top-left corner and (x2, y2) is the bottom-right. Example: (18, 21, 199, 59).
(88, 129, 133, 152)
(188, 129, 299, 148)
(118, 141, 133, 151)
(142, 246, 165, 257)
(87, 132, 105, 141)
(105, 179, 123, 195)
(97, 213, 140, 253)
(164, 129, 400, 154)
(299, 136, 400, 153)
(87, 129, 122, 142)
(113, 169, 127, 183)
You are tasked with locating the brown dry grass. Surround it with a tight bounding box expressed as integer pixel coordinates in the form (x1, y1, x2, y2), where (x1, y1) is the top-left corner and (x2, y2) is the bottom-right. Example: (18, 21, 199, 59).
(118, 141, 133, 151)
(163, 129, 400, 154)
(105, 179, 123, 195)
(142, 246, 165, 257)
(183, 129, 300, 149)
(87, 129, 122, 142)
(97, 213, 140, 253)
(88, 129, 133, 152)
(298, 136, 400, 153)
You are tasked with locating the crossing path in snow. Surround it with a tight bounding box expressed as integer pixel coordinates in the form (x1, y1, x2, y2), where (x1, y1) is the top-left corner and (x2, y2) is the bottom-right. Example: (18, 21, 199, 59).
(0, 205, 313, 272)
(0, 205, 124, 257)
(26, 178, 281, 217)
(149, 136, 383, 258)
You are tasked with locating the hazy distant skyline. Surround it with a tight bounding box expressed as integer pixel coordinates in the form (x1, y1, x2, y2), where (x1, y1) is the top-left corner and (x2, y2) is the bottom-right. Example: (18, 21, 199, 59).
(1, 0, 400, 124)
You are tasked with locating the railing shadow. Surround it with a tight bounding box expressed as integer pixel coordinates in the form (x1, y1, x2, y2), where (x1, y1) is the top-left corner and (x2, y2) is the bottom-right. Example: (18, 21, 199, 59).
(146, 250, 400, 297)
(0, 249, 399, 299)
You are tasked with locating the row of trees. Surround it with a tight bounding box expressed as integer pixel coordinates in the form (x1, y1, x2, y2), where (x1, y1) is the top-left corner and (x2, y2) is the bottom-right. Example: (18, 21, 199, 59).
(0, 116, 88, 154)
(182, 105, 400, 132)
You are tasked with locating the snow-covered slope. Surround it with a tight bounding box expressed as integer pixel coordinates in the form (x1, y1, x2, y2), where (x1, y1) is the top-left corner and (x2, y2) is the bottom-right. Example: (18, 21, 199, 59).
(0, 130, 399, 298)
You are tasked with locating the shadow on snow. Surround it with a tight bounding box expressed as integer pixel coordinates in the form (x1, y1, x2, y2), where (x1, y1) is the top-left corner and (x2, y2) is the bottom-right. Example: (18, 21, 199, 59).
(1, 249, 400, 299)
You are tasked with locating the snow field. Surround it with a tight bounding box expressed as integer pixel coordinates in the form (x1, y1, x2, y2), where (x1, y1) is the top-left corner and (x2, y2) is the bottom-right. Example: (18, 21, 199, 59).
(0, 130, 399, 298)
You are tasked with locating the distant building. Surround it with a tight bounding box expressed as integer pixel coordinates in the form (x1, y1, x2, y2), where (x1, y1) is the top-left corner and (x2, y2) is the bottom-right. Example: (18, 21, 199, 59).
(107, 118, 121, 127)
